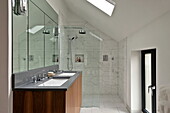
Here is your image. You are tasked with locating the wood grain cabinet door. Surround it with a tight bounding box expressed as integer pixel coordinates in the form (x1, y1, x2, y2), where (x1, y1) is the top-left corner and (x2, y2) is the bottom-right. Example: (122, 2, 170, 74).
(13, 91, 65, 113)
(66, 75, 82, 113)
(13, 75, 82, 113)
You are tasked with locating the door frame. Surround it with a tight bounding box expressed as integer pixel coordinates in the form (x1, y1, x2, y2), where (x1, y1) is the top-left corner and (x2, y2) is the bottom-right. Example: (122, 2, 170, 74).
(141, 49, 156, 113)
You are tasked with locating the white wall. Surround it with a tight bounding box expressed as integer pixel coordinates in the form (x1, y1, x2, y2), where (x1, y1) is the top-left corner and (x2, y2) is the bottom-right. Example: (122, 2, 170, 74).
(126, 10, 170, 112)
(0, 0, 12, 113)
(47, 0, 84, 26)
(130, 51, 141, 112)
(46, 0, 69, 20)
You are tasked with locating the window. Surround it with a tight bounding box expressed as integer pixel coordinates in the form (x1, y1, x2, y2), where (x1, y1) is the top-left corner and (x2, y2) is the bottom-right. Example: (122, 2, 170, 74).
(86, 0, 116, 16)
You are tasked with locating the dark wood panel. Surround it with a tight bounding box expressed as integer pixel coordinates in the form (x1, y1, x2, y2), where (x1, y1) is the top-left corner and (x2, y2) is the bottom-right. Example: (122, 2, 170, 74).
(13, 91, 25, 113)
(13, 91, 65, 113)
(24, 91, 33, 113)
(54, 91, 66, 113)
(32, 91, 43, 113)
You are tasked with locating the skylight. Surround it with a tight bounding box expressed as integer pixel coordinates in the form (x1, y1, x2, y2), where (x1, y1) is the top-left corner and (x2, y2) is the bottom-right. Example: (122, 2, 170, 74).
(27, 25, 44, 34)
(86, 0, 115, 16)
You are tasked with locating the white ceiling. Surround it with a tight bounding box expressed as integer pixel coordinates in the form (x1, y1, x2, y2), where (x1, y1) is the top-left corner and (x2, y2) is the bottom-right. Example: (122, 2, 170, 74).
(63, 0, 170, 41)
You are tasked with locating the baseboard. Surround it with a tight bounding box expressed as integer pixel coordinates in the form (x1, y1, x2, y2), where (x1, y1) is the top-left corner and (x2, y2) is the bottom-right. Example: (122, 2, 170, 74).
(131, 110, 142, 113)
(126, 104, 131, 113)
(126, 104, 142, 113)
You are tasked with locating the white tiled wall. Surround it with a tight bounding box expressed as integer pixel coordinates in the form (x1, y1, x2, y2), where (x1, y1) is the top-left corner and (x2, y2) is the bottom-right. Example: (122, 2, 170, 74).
(118, 38, 127, 102)
(100, 39, 118, 95)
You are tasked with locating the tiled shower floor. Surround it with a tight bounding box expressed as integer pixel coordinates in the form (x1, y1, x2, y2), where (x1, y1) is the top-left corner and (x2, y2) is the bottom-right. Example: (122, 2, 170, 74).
(80, 95, 129, 113)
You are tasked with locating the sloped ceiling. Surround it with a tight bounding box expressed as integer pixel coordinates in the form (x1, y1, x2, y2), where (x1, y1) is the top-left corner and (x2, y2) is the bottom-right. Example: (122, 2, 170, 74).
(63, 0, 170, 41)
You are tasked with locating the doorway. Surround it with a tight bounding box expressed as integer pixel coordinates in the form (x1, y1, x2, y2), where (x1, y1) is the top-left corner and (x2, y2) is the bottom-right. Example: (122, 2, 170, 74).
(141, 49, 156, 113)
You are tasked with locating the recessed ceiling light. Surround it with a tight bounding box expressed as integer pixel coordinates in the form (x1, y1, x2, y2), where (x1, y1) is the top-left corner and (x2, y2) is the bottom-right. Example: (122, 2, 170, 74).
(86, 0, 116, 16)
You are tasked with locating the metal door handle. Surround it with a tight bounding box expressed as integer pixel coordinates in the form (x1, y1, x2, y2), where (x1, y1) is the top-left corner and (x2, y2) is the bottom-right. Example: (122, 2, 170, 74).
(152, 86, 156, 90)
(148, 85, 156, 96)
(148, 85, 152, 93)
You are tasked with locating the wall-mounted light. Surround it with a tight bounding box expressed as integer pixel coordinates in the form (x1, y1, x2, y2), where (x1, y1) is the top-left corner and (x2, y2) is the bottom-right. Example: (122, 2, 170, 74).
(13, 0, 27, 15)
(79, 29, 86, 34)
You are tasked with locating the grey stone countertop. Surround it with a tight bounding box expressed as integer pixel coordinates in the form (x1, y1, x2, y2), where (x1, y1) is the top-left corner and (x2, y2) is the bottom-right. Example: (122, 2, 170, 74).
(13, 71, 82, 91)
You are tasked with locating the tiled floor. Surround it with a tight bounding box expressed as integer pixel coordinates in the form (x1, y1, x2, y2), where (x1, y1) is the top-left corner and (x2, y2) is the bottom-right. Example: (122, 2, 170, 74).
(82, 94, 100, 107)
(80, 95, 129, 113)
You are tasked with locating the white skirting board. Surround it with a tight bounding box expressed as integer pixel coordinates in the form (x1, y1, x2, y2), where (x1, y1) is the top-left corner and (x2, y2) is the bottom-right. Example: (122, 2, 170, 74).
(126, 104, 142, 113)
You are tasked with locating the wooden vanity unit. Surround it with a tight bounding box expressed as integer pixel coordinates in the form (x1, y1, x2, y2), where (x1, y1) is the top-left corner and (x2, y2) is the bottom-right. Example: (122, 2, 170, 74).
(13, 74, 82, 113)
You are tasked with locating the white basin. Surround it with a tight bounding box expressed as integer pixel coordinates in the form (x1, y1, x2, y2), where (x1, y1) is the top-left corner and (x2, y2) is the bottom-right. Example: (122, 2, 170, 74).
(38, 79, 68, 86)
(58, 73, 76, 77)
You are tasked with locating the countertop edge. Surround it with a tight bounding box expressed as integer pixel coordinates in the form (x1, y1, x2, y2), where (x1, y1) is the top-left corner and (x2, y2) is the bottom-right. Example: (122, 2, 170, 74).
(13, 71, 82, 91)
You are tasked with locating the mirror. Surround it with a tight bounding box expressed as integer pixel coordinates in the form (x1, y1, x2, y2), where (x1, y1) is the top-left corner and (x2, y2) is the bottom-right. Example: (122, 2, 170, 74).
(13, 8, 28, 73)
(44, 15, 59, 66)
(12, 0, 59, 73)
(29, 1, 45, 70)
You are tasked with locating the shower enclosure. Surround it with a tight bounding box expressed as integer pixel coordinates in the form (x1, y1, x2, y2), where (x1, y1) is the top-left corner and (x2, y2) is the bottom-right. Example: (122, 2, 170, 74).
(60, 26, 101, 107)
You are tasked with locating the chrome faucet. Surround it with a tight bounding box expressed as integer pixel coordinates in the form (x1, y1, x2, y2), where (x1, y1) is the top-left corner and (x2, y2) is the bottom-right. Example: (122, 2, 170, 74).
(38, 73, 47, 80)
(32, 76, 37, 83)
(42, 73, 47, 78)
(56, 70, 63, 73)
(32, 73, 47, 83)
